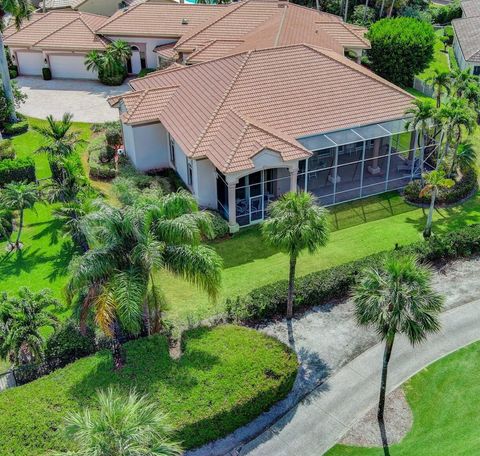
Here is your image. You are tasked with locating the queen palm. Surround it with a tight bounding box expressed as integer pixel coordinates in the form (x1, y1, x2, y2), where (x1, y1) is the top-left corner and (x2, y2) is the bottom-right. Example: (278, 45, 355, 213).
(261, 191, 329, 320)
(67, 191, 222, 369)
(0, 0, 32, 123)
(426, 69, 450, 108)
(451, 68, 478, 98)
(53, 200, 90, 252)
(0, 181, 38, 249)
(55, 388, 182, 456)
(354, 254, 443, 421)
(452, 141, 477, 174)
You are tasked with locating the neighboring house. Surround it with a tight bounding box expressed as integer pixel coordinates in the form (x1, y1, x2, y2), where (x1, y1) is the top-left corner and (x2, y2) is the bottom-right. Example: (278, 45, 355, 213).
(37, 0, 149, 16)
(452, 0, 480, 75)
(109, 44, 416, 231)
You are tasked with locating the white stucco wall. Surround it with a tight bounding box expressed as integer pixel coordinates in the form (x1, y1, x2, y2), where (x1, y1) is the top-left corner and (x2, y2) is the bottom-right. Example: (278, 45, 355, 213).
(453, 36, 471, 71)
(193, 159, 217, 208)
(104, 36, 177, 69)
(122, 122, 170, 171)
(171, 138, 189, 186)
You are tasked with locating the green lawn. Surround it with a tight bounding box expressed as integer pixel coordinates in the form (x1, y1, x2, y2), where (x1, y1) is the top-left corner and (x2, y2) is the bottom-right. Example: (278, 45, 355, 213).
(326, 341, 480, 455)
(0, 325, 297, 455)
(417, 28, 450, 82)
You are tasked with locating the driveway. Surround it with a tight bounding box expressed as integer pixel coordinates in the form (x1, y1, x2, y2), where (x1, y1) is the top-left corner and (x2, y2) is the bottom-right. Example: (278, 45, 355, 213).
(16, 77, 131, 123)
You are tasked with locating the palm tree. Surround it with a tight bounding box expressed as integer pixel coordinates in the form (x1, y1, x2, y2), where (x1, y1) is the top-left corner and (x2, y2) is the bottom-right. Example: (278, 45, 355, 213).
(54, 388, 182, 456)
(451, 68, 479, 98)
(354, 254, 443, 421)
(0, 181, 38, 249)
(0, 287, 59, 365)
(43, 160, 86, 204)
(67, 192, 222, 369)
(0, 0, 32, 123)
(52, 200, 90, 252)
(453, 141, 477, 174)
(261, 191, 329, 320)
(420, 169, 454, 238)
(85, 41, 132, 79)
(84, 50, 103, 74)
(426, 69, 450, 109)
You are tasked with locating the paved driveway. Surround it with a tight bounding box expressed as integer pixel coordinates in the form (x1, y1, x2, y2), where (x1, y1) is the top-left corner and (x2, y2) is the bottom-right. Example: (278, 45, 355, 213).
(16, 76, 131, 123)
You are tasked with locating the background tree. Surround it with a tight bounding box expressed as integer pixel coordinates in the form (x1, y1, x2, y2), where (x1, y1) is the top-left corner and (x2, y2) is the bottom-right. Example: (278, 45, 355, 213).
(261, 191, 329, 320)
(54, 388, 182, 456)
(0, 0, 32, 123)
(354, 254, 443, 421)
(0, 287, 59, 365)
(426, 69, 450, 109)
(0, 181, 38, 249)
(367, 17, 435, 87)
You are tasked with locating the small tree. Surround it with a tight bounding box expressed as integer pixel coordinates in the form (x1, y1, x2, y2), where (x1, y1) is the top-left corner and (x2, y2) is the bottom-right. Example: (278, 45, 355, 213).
(367, 17, 435, 87)
(261, 191, 329, 319)
(354, 254, 443, 421)
(426, 69, 450, 109)
(0, 181, 38, 249)
(53, 388, 182, 456)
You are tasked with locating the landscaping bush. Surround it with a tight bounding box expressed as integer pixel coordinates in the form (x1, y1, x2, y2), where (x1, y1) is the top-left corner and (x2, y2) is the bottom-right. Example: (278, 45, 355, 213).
(404, 169, 477, 205)
(0, 325, 297, 454)
(429, 0, 462, 24)
(42, 67, 52, 81)
(208, 210, 230, 239)
(444, 26, 454, 45)
(225, 224, 480, 323)
(0, 157, 35, 186)
(105, 122, 122, 148)
(9, 67, 17, 80)
(99, 70, 127, 86)
(0, 139, 15, 160)
(3, 120, 28, 136)
(87, 134, 116, 180)
(138, 68, 156, 77)
(0, 208, 13, 240)
(367, 17, 436, 87)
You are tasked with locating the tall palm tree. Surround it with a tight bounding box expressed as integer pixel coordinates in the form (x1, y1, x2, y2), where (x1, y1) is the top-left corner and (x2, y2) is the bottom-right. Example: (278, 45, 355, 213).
(451, 68, 478, 98)
(52, 200, 90, 253)
(354, 254, 443, 421)
(261, 191, 329, 320)
(453, 141, 477, 174)
(43, 159, 86, 204)
(420, 169, 454, 238)
(0, 0, 32, 123)
(67, 192, 222, 369)
(426, 69, 450, 109)
(54, 388, 182, 456)
(0, 181, 38, 249)
(0, 287, 59, 365)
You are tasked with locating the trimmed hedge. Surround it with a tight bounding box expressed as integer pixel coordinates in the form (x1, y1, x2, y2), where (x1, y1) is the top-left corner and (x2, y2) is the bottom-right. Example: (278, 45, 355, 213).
(0, 139, 15, 160)
(225, 224, 480, 323)
(42, 67, 52, 81)
(0, 157, 35, 186)
(208, 210, 230, 239)
(3, 120, 29, 137)
(404, 169, 477, 205)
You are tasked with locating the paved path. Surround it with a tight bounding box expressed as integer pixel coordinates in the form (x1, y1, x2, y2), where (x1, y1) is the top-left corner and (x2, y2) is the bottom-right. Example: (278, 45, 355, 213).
(16, 76, 130, 123)
(239, 299, 480, 456)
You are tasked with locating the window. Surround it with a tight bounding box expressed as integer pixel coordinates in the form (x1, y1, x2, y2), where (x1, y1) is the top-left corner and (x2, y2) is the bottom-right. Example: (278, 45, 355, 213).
(169, 134, 175, 167)
(186, 158, 193, 186)
(474, 66, 480, 76)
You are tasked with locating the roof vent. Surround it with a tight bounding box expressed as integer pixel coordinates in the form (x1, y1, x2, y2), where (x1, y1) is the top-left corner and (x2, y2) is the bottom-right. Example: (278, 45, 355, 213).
(182, 18, 189, 25)
(278, 0, 288, 7)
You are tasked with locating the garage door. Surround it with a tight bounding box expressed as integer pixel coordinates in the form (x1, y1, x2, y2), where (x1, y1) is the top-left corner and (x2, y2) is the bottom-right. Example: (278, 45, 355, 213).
(49, 55, 97, 80)
(16, 52, 43, 76)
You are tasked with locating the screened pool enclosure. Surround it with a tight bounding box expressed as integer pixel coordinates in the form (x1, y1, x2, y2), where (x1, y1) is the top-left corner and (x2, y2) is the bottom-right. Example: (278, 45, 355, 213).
(217, 119, 424, 228)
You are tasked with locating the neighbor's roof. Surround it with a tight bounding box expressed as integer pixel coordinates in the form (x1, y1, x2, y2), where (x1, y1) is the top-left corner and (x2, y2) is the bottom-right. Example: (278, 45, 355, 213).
(461, 0, 480, 18)
(4, 11, 109, 51)
(111, 44, 413, 174)
(452, 15, 480, 63)
(96, 2, 224, 37)
(38, 0, 74, 9)
(176, 0, 368, 63)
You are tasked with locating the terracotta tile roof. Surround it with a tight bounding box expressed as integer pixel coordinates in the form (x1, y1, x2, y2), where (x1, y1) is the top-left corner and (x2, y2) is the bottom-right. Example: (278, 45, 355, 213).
(118, 45, 413, 173)
(452, 15, 480, 62)
(4, 11, 109, 50)
(154, 42, 178, 60)
(96, 2, 223, 37)
(186, 39, 244, 64)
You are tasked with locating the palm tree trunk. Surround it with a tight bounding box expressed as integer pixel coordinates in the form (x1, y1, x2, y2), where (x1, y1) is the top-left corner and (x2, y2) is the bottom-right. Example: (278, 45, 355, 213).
(379, 0, 386, 18)
(111, 322, 125, 370)
(424, 187, 437, 238)
(287, 255, 297, 320)
(15, 208, 24, 248)
(315, 0, 320, 11)
(364, 0, 370, 21)
(344, 0, 349, 21)
(387, 0, 394, 17)
(378, 335, 395, 420)
(0, 32, 17, 123)
(149, 272, 162, 334)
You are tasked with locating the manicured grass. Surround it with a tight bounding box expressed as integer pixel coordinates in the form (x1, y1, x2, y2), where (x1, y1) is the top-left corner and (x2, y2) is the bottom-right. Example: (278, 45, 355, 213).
(0, 325, 298, 455)
(417, 29, 450, 82)
(326, 341, 480, 455)
(404, 87, 435, 104)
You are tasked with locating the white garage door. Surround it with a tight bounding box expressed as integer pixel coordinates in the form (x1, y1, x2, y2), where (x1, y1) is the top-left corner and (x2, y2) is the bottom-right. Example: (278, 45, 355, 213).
(16, 52, 43, 76)
(49, 55, 97, 80)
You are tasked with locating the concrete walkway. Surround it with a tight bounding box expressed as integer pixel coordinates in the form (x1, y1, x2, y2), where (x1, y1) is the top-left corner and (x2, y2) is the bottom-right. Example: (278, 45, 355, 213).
(239, 299, 480, 456)
(16, 76, 130, 123)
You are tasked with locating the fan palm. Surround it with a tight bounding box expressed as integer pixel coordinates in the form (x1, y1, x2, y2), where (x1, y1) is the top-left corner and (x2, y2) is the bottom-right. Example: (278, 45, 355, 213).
(354, 254, 443, 421)
(420, 169, 454, 238)
(54, 388, 182, 456)
(261, 191, 329, 320)
(0, 0, 32, 123)
(426, 69, 450, 108)
(0, 287, 59, 365)
(0, 181, 38, 249)
(67, 191, 222, 369)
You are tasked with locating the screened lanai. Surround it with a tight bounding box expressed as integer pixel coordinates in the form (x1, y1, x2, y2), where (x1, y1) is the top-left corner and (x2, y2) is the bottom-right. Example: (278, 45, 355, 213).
(216, 118, 423, 228)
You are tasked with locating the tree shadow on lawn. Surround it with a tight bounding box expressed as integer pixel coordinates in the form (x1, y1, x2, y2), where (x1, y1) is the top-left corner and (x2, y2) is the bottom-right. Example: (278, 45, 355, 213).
(31, 217, 64, 246)
(0, 247, 52, 277)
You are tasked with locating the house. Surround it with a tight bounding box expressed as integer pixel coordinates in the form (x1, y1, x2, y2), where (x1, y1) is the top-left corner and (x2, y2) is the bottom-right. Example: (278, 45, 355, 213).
(5, 0, 369, 79)
(109, 44, 416, 231)
(37, 0, 149, 17)
(452, 0, 480, 75)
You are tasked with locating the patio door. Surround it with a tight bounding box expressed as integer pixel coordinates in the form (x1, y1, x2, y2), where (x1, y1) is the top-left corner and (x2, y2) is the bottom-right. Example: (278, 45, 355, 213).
(249, 195, 264, 223)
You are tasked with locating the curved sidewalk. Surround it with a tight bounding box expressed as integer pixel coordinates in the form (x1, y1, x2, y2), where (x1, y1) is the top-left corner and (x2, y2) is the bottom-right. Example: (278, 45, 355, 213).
(238, 299, 480, 456)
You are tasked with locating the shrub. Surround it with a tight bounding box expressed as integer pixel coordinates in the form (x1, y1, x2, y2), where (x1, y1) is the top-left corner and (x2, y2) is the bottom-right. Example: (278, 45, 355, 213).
(444, 26, 454, 45)
(404, 169, 477, 205)
(44, 320, 96, 367)
(208, 210, 230, 239)
(429, 0, 462, 24)
(352, 5, 376, 27)
(105, 123, 122, 147)
(3, 120, 28, 136)
(88, 135, 116, 180)
(0, 82, 26, 128)
(138, 68, 156, 78)
(0, 139, 15, 160)
(0, 208, 13, 240)
(367, 17, 436, 87)
(99, 70, 126, 86)
(0, 157, 35, 186)
(42, 67, 52, 81)
(9, 67, 17, 79)
(225, 224, 480, 323)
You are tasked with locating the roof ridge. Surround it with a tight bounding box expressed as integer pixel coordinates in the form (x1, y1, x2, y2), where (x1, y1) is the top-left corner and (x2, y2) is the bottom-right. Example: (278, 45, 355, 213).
(273, 3, 288, 47)
(338, 20, 369, 46)
(96, 1, 144, 32)
(5, 10, 52, 38)
(124, 89, 150, 123)
(32, 14, 79, 46)
(223, 110, 251, 169)
(191, 51, 252, 156)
